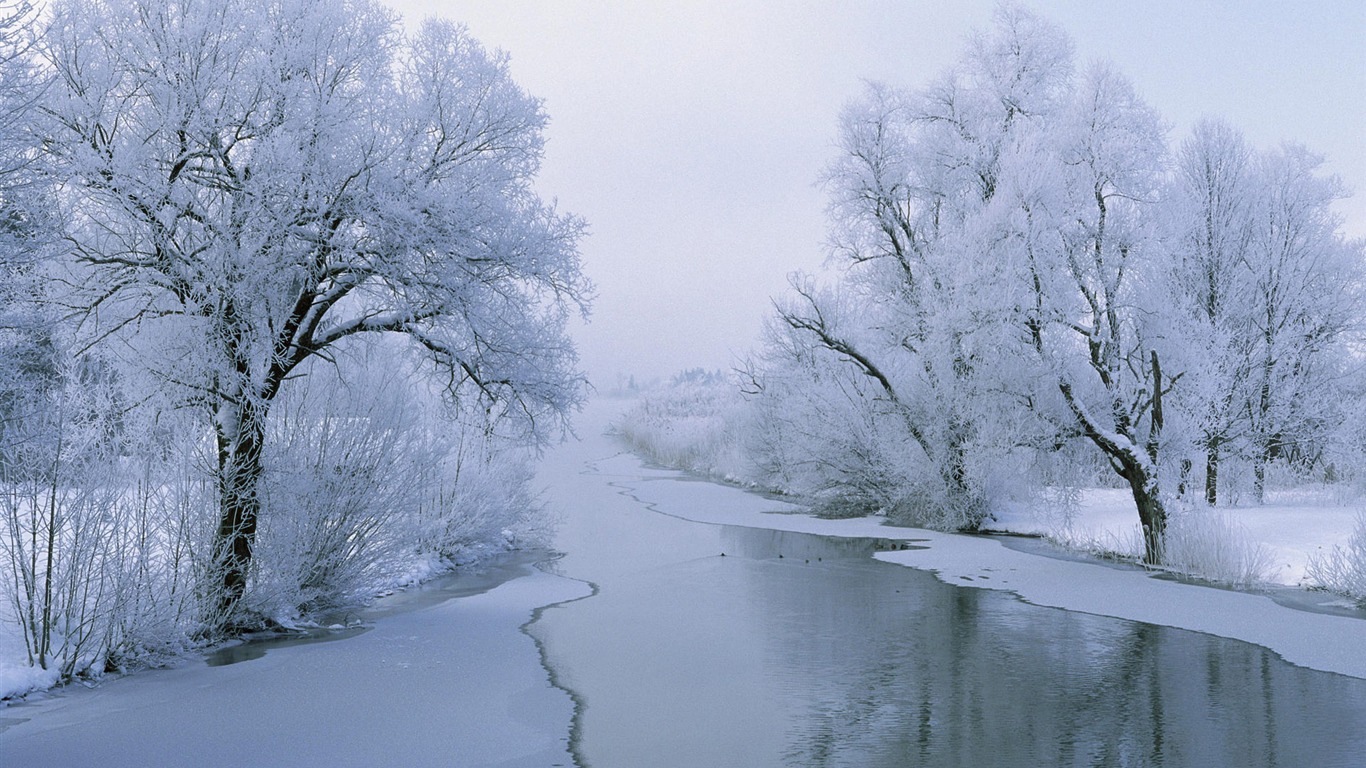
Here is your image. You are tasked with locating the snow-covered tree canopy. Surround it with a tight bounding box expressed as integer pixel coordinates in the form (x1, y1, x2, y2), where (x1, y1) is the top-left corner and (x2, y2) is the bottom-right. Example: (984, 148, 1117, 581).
(34, 0, 591, 620)
(41, 0, 590, 436)
(743, 5, 1364, 564)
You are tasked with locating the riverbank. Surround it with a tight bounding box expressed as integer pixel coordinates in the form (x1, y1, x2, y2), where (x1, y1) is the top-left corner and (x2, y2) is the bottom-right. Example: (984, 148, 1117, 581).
(990, 487, 1361, 588)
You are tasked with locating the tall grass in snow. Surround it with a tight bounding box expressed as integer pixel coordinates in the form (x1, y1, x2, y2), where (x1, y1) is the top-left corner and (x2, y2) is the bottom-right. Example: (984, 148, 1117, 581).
(614, 369, 754, 482)
(1040, 504, 1273, 587)
(1161, 509, 1274, 587)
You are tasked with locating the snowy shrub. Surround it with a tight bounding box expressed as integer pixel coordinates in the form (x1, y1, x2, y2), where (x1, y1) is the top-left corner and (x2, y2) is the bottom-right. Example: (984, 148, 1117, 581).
(249, 389, 431, 618)
(245, 359, 550, 622)
(0, 454, 124, 679)
(102, 450, 219, 666)
(747, 367, 913, 516)
(1306, 513, 1366, 605)
(616, 364, 999, 531)
(0, 372, 212, 681)
(1160, 507, 1273, 587)
(747, 336, 1010, 532)
(0, 364, 126, 679)
(411, 437, 548, 563)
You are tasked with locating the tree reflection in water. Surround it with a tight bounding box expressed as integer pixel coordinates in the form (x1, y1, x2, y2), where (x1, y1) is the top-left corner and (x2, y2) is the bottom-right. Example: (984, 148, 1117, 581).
(535, 515, 1366, 768)
(729, 527, 1365, 767)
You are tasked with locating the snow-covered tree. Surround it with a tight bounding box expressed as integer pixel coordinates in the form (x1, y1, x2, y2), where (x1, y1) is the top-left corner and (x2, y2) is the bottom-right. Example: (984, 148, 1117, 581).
(760, 7, 1078, 528)
(759, 7, 1186, 559)
(1011, 61, 1176, 563)
(0, 0, 58, 455)
(0, 0, 42, 238)
(1166, 123, 1363, 505)
(39, 0, 589, 623)
(1168, 119, 1258, 505)
(1241, 145, 1362, 501)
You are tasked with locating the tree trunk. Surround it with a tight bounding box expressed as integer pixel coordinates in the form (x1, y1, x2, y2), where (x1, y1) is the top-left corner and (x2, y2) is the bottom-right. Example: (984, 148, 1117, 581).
(1135, 350, 1168, 564)
(1126, 467, 1167, 565)
(943, 418, 985, 529)
(1253, 347, 1273, 505)
(1204, 444, 1219, 506)
(1252, 457, 1266, 505)
(213, 406, 266, 625)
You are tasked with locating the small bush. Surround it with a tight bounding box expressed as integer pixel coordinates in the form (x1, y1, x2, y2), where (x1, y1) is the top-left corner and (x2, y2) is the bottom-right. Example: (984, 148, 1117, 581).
(1306, 512, 1366, 604)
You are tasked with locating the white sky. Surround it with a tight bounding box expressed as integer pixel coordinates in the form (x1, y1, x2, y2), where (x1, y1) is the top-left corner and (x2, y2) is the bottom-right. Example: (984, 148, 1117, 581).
(387, 1, 1366, 386)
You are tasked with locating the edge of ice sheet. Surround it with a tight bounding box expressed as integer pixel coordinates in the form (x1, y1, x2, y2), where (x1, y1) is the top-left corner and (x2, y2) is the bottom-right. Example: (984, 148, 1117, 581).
(596, 450, 1366, 681)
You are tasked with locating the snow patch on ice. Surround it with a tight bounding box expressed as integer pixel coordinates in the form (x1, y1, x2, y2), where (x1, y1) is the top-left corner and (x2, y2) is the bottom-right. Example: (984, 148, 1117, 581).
(0, 662, 60, 702)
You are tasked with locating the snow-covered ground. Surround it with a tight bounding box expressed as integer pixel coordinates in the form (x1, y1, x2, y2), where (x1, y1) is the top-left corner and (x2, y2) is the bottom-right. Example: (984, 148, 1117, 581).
(595, 433, 1366, 681)
(991, 488, 1362, 588)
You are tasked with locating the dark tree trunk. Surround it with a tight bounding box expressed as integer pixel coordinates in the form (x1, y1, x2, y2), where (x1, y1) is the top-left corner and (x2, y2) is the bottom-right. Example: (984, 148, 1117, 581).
(944, 434, 984, 530)
(1204, 444, 1220, 506)
(213, 407, 266, 625)
(1252, 457, 1266, 504)
(1127, 469, 1167, 565)
(1134, 349, 1169, 564)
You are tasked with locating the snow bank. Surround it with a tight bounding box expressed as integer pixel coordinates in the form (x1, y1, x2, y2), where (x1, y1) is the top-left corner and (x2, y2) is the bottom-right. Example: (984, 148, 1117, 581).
(596, 450, 1366, 681)
(0, 663, 59, 704)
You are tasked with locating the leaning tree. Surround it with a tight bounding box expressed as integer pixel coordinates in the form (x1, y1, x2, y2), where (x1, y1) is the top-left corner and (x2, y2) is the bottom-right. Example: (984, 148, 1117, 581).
(40, 0, 589, 623)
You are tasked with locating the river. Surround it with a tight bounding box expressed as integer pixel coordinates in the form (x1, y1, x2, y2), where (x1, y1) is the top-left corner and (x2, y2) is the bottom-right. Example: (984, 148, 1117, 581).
(2, 399, 1365, 766)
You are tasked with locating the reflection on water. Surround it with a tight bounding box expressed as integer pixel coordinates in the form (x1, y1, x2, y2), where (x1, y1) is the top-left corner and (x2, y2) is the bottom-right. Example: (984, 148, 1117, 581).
(537, 521, 1366, 768)
(204, 625, 370, 667)
(758, 542, 1356, 768)
(719, 527, 926, 562)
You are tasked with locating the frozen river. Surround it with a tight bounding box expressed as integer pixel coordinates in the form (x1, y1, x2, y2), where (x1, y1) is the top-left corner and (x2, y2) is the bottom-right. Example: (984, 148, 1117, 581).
(3, 399, 1366, 766)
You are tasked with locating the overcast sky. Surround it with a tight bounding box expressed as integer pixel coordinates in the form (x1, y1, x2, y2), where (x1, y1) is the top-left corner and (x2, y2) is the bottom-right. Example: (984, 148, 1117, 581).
(388, 1, 1366, 387)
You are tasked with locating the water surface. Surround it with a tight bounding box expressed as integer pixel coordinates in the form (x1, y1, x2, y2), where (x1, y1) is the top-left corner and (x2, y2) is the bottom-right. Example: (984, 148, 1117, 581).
(532, 458, 1366, 768)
